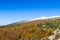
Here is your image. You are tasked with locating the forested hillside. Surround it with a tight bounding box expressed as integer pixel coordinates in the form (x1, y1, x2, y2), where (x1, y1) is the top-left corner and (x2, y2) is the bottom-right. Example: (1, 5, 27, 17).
(0, 19, 60, 40)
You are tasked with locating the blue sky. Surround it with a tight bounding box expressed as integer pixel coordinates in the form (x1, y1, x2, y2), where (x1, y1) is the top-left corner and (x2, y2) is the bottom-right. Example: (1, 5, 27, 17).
(0, 0, 60, 25)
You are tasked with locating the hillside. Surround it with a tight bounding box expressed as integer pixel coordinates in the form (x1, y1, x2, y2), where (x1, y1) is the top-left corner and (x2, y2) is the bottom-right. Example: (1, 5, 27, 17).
(0, 17, 60, 40)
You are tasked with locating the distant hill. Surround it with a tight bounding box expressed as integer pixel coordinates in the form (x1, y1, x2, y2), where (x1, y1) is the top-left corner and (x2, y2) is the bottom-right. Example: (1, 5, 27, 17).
(3, 16, 60, 26)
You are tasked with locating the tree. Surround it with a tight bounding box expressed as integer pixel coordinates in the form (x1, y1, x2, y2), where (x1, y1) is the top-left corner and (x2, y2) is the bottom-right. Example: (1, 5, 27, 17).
(37, 23, 43, 28)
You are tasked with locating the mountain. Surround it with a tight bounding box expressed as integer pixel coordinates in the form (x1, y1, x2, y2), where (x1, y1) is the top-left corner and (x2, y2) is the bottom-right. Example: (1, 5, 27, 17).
(0, 16, 60, 26)
(6, 16, 60, 26)
(0, 16, 60, 40)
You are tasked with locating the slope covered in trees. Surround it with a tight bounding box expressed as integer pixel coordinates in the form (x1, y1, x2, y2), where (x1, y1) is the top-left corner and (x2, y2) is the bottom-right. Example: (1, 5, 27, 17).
(0, 19, 60, 40)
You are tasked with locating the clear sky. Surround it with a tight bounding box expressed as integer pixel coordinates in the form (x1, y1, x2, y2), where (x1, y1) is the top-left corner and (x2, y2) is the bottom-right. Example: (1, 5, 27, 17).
(0, 0, 60, 25)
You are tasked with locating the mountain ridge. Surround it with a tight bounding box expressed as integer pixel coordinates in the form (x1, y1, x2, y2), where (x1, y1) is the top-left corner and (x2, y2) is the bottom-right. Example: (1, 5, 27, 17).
(0, 16, 60, 26)
(7, 16, 60, 25)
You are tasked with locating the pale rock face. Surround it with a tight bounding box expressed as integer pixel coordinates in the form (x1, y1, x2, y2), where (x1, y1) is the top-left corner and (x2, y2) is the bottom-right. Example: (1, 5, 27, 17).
(56, 28, 60, 35)
(48, 35, 56, 40)
(48, 27, 60, 40)
(57, 38, 60, 40)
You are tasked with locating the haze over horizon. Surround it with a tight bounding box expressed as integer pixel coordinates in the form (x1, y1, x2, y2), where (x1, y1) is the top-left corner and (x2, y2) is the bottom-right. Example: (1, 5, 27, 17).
(0, 0, 60, 25)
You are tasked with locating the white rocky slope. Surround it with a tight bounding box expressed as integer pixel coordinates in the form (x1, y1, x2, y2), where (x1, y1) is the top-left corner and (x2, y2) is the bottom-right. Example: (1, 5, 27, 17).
(25, 16, 60, 22)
